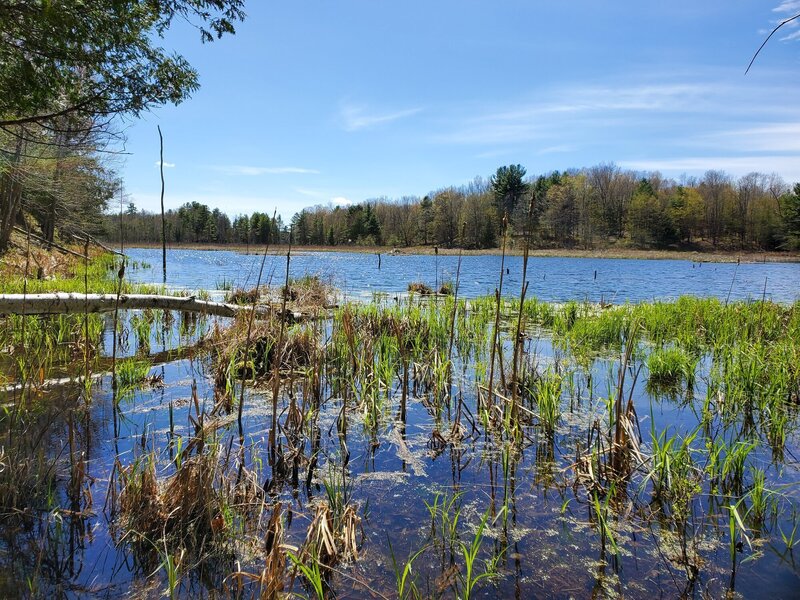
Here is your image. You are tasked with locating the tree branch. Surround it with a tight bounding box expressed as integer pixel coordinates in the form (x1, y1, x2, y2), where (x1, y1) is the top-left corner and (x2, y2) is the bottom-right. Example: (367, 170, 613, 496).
(746, 13, 800, 74)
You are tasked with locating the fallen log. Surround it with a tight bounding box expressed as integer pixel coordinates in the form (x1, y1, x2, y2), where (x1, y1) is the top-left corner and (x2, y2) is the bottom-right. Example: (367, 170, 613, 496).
(1, 342, 205, 395)
(0, 293, 283, 319)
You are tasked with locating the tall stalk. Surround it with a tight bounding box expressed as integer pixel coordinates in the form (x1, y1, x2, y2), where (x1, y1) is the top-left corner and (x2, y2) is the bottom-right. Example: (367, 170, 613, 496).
(83, 238, 91, 401)
(110, 258, 125, 434)
(238, 213, 273, 444)
(270, 226, 292, 462)
(510, 194, 535, 430)
(447, 224, 465, 430)
(487, 214, 508, 414)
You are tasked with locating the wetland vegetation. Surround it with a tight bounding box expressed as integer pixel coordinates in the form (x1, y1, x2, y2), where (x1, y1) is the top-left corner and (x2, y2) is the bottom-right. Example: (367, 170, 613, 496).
(1, 241, 798, 598)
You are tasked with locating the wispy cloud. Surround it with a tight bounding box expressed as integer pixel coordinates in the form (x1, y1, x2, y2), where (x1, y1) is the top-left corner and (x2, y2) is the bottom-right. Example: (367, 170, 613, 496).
(769, 2, 800, 41)
(154, 161, 176, 168)
(434, 83, 718, 145)
(331, 196, 352, 206)
(435, 78, 800, 147)
(619, 156, 800, 181)
(213, 165, 319, 176)
(294, 187, 327, 198)
(780, 28, 800, 41)
(537, 144, 576, 155)
(696, 123, 800, 153)
(340, 102, 422, 132)
(773, 1, 800, 14)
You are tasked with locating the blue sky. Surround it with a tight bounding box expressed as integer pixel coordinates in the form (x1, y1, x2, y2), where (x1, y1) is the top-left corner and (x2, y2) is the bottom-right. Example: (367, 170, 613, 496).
(120, 1, 800, 221)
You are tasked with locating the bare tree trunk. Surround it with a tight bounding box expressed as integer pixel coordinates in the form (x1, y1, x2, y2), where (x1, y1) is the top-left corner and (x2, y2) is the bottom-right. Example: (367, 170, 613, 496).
(158, 125, 166, 283)
(0, 134, 25, 252)
(43, 129, 69, 244)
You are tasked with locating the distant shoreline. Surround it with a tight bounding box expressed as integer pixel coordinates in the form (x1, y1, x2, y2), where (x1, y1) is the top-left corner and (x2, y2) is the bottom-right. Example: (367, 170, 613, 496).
(121, 242, 800, 264)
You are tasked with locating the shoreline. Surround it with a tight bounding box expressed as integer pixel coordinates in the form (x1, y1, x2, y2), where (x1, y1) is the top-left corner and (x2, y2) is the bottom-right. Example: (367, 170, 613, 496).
(121, 242, 800, 264)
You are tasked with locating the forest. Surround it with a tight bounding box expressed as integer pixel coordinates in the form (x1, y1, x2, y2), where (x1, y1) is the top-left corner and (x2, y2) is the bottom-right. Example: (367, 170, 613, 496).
(104, 164, 800, 251)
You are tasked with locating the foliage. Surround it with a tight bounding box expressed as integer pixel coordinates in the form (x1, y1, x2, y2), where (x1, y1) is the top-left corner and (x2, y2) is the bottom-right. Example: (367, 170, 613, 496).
(490, 164, 529, 223)
(0, 1, 245, 252)
(103, 165, 800, 253)
(0, 0, 244, 128)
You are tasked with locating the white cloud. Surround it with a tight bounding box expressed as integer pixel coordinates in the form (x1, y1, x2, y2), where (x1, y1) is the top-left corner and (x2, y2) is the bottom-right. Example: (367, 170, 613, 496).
(773, 1, 800, 14)
(154, 161, 176, 168)
(293, 189, 355, 207)
(769, 2, 800, 42)
(434, 83, 716, 145)
(537, 144, 576, 155)
(213, 165, 319, 176)
(340, 103, 422, 131)
(780, 28, 800, 41)
(696, 123, 800, 152)
(434, 77, 800, 147)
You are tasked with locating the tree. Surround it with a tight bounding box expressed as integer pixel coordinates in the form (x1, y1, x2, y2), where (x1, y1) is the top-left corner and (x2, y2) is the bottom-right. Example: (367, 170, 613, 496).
(291, 210, 310, 245)
(431, 189, 463, 248)
(0, 1, 245, 129)
(781, 183, 800, 249)
(628, 180, 677, 247)
(588, 163, 636, 239)
(462, 190, 495, 248)
(490, 165, 528, 226)
(543, 181, 579, 245)
(668, 186, 704, 244)
(699, 170, 733, 247)
(417, 196, 433, 245)
(735, 172, 768, 248)
(0, 0, 245, 251)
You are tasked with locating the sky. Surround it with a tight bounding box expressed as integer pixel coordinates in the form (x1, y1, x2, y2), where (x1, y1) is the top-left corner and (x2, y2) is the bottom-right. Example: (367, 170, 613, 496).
(119, 1, 800, 222)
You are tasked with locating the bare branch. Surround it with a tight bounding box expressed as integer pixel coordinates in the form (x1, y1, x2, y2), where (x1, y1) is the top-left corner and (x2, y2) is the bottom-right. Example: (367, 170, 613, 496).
(746, 12, 800, 74)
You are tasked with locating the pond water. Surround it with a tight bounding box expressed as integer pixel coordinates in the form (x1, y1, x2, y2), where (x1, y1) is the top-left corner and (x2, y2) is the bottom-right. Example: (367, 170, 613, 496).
(2, 250, 800, 599)
(124, 248, 800, 303)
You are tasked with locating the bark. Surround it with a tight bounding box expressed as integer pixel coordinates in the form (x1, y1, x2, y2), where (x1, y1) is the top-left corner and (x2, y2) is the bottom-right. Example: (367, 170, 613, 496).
(0, 136, 25, 252)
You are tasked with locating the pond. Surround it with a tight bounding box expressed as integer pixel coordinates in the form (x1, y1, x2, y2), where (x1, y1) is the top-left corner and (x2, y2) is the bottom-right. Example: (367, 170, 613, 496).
(1, 251, 799, 599)
(124, 247, 800, 303)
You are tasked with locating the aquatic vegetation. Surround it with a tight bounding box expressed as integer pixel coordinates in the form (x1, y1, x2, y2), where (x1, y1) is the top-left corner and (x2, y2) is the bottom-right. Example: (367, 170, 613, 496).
(646, 346, 697, 393)
(1, 247, 799, 598)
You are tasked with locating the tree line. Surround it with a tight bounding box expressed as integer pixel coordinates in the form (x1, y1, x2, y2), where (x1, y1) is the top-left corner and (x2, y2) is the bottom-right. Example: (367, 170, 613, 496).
(107, 164, 800, 251)
(105, 201, 288, 246)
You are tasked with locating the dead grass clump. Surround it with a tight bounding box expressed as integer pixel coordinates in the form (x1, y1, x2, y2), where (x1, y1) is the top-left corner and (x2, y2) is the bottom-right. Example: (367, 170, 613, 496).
(300, 501, 361, 568)
(0, 445, 56, 522)
(280, 275, 335, 310)
(408, 281, 433, 295)
(227, 287, 260, 305)
(211, 318, 321, 394)
(1, 230, 105, 281)
(117, 452, 231, 562)
(229, 503, 286, 599)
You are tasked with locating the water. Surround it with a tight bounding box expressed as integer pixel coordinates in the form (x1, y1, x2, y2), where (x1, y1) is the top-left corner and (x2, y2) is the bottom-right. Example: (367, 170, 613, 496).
(3, 249, 800, 598)
(124, 248, 800, 303)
